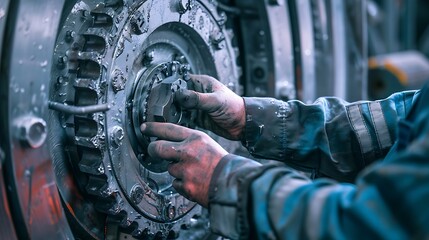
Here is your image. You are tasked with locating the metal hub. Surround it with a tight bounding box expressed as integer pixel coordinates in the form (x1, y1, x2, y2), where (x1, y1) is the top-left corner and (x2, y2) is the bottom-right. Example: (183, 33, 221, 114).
(129, 61, 194, 172)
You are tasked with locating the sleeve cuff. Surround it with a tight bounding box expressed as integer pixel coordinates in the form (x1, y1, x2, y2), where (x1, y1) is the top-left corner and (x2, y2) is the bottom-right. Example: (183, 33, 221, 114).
(208, 154, 261, 239)
(208, 154, 280, 239)
(242, 97, 292, 160)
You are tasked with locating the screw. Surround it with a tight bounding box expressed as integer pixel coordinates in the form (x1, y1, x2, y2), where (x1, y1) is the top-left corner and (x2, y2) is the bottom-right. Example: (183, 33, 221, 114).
(111, 126, 124, 147)
(130, 184, 144, 204)
(15, 116, 47, 149)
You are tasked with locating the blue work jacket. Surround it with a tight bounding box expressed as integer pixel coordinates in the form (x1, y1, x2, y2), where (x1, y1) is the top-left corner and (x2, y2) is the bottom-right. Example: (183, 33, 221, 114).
(208, 86, 428, 239)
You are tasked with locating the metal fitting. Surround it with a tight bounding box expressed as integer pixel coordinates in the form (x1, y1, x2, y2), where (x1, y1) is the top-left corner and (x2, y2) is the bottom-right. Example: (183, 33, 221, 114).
(15, 116, 47, 149)
(130, 184, 144, 204)
(177, 0, 189, 14)
(111, 126, 124, 148)
(142, 51, 155, 66)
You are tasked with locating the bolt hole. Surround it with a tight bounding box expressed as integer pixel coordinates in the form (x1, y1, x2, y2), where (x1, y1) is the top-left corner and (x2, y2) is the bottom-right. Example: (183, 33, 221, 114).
(253, 67, 265, 79)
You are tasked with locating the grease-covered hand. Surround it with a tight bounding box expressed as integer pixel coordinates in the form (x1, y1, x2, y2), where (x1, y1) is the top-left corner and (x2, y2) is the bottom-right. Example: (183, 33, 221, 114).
(141, 122, 228, 207)
(174, 74, 245, 141)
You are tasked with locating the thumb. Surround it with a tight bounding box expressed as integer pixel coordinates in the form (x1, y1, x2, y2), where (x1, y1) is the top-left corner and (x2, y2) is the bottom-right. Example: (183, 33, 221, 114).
(174, 89, 221, 112)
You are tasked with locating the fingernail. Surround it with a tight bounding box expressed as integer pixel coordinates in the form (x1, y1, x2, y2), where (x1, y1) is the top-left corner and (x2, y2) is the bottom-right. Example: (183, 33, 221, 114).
(140, 124, 146, 132)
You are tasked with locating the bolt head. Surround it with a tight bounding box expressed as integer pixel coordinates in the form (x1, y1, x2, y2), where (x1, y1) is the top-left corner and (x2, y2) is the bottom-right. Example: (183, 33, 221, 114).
(178, 0, 189, 13)
(64, 30, 74, 43)
(131, 185, 144, 204)
(142, 51, 155, 66)
(111, 126, 124, 147)
(165, 204, 176, 220)
(15, 116, 47, 149)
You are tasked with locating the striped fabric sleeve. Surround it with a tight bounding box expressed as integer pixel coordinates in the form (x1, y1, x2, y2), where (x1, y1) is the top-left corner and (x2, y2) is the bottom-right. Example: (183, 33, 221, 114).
(242, 90, 419, 182)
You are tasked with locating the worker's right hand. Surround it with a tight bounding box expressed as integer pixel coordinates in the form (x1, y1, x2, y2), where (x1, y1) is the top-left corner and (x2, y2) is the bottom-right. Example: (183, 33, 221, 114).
(174, 74, 245, 141)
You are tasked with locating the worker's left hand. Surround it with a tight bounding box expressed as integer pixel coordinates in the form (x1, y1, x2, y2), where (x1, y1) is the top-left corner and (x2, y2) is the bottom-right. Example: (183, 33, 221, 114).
(141, 122, 228, 208)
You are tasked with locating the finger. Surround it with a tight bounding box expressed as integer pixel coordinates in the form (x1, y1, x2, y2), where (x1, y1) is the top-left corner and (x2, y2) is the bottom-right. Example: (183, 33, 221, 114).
(167, 162, 184, 179)
(189, 74, 225, 92)
(141, 122, 194, 141)
(172, 179, 192, 200)
(147, 140, 182, 162)
(174, 89, 221, 112)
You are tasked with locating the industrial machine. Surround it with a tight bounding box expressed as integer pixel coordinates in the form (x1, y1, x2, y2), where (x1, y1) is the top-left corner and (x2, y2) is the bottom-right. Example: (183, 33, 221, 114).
(0, 0, 366, 239)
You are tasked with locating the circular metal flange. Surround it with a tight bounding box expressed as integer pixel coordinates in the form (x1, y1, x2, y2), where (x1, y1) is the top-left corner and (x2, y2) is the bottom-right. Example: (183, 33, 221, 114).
(129, 61, 194, 173)
(49, 0, 239, 238)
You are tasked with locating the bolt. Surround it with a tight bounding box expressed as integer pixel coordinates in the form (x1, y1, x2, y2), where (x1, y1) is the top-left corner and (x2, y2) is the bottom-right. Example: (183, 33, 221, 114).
(142, 51, 154, 66)
(130, 184, 144, 204)
(210, 32, 225, 50)
(15, 116, 47, 149)
(165, 204, 176, 220)
(64, 30, 74, 43)
(178, 0, 189, 14)
(111, 126, 124, 147)
(81, 10, 90, 19)
(161, 64, 169, 75)
(130, 10, 146, 35)
(217, 12, 227, 27)
(180, 64, 191, 75)
(174, 55, 186, 64)
(171, 63, 177, 73)
(111, 69, 127, 93)
(98, 164, 105, 174)
(57, 76, 66, 85)
(57, 56, 67, 69)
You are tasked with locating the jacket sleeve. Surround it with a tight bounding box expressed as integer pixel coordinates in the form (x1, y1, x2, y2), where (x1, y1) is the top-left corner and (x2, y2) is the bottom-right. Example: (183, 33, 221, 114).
(209, 108, 429, 239)
(242, 90, 419, 181)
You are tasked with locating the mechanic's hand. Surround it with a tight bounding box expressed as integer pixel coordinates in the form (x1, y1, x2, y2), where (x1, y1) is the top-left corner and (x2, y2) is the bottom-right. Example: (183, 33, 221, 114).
(175, 74, 245, 141)
(141, 122, 228, 208)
